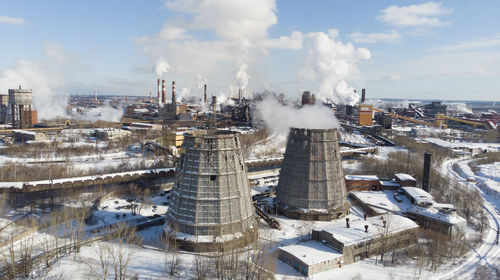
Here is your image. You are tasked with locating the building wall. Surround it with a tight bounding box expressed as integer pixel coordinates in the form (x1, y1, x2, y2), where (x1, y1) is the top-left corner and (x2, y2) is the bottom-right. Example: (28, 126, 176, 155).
(313, 226, 419, 264)
(278, 247, 343, 276)
(359, 105, 373, 126)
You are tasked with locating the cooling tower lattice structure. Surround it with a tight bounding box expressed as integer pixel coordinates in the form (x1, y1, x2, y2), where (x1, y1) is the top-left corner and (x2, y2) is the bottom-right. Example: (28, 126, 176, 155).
(276, 128, 349, 221)
(165, 130, 257, 252)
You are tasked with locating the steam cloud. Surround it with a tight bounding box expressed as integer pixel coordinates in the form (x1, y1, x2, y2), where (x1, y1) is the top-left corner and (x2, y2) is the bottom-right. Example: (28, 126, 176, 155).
(0, 42, 124, 122)
(254, 94, 340, 135)
(0, 42, 76, 120)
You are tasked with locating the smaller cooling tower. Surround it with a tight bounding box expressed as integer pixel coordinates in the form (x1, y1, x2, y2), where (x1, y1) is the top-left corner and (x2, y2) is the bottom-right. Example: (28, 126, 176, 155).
(276, 128, 349, 221)
(164, 130, 257, 252)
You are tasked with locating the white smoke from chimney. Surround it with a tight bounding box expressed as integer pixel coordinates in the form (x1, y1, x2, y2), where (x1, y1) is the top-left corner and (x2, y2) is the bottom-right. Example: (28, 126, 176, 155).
(154, 58, 170, 76)
(81, 102, 124, 122)
(300, 31, 371, 105)
(444, 102, 473, 114)
(0, 42, 76, 120)
(254, 94, 340, 136)
(250, 94, 340, 158)
(235, 62, 250, 96)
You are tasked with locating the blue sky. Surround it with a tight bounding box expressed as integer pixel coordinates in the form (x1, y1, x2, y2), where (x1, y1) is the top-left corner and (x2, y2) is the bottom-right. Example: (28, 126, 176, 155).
(0, 0, 499, 103)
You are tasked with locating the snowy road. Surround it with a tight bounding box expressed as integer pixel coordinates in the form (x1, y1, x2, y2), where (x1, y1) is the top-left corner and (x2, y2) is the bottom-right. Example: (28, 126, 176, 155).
(439, 157, 500, 280)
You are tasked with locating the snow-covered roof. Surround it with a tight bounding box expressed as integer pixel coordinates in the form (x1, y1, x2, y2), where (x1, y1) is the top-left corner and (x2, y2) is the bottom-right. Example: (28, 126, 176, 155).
(345, 175, 379, 181)
(318, 214, 419, 246)
(279, 240, 343, 266)
(12, 129, 37, 136)
(349, 190, 412, 213)
(406, 205, 466, 226)
(380, 180, 400, 187)
(394, 173, 416, 181)
(402, 187, 434, 204)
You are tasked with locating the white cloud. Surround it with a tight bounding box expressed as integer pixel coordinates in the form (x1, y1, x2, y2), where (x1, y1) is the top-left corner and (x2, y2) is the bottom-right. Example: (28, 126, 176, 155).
(349, 30, 401, 43)
(164, 0, 277, 40)
(0, 15, 24, 25)
(433, 33, 500, 52)
(378, 2, 452, 28)
(259, 31, 303, 50)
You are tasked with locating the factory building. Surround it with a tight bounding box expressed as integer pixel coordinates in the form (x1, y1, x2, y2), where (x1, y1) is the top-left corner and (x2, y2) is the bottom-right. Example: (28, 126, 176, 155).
(278, 214, 419, 276)
(349, 187, 466, 238)
(12, 130, 47, 142)
(0, 95, 8, 123)
(277, 128, 350, 221)
(301, 91, 316, 105)
(312, 215, 419, 264)
(95, 128, 131, 141)
(358, 104, 373, 126)
(164, 130, 257, 252)
(8, 86, 37, 128)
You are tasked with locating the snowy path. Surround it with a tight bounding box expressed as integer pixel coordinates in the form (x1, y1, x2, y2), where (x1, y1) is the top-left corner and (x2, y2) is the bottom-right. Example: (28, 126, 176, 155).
(439, 157, 500, 280)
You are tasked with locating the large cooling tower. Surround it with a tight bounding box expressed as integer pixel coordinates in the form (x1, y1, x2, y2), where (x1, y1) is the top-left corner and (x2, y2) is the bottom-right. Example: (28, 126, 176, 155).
(276, 128, 349, 221)
(165, 130, 257, 252)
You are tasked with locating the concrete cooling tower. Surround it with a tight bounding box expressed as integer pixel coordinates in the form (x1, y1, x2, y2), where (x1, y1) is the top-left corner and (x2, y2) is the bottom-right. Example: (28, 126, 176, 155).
(276, 128, 349, 221)
(164, 130, 257, 252)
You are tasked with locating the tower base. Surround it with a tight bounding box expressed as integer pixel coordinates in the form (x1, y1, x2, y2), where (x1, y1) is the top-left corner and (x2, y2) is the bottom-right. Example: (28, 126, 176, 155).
(278, 202, 350, 221)
(164, 221, 258, 253)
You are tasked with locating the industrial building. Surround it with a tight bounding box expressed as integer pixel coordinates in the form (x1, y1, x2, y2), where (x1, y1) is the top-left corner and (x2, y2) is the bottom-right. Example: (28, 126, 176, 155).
(8, 86, 37, 128)
(276, 128, 349, 220)
(278, 214, 419, 276)
(0, 95, 8, 123)
(301, 91, 316, 105)
(12, 130, 47, 142)
(95, 128, 132, 141)
(164, 130, 257, 252)
(278, 240, 344, 277)
(344, 173, 416, 191)
(349, 187, 466, 237)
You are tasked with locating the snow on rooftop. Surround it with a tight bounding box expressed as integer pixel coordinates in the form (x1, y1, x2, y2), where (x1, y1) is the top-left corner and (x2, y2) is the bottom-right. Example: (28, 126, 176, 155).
(279, 240, 343, 266)
(402, 187, 434, 203)
(350, 190, 412, 213)
(318, 214, 418, 246)
(345, 175, 379, 181)
(394, 173, 416, 181)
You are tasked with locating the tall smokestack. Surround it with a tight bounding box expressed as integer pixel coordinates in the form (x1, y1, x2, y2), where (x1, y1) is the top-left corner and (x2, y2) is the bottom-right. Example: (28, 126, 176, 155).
(422, 152, 432, 192)
(361, 88, 366, 103)
(162, 80, 166, 106)
(157, 79, 161, 107)
(204, 84, 207, 104)
(172, 81, 176, 105)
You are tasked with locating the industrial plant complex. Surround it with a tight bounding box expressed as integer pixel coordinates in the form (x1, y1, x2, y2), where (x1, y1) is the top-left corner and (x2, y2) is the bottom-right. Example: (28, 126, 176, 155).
(1, 1, 500, 279)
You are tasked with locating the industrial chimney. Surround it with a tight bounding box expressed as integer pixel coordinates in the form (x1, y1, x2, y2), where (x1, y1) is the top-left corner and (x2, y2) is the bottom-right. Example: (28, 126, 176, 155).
(157, 79, 161, 107)
(361, 88, 366, 103)
(172, 81, 176, 105)
(162, 80, 166, 106)
(422, 152, 432, 192)
(204, 84, 207, 104)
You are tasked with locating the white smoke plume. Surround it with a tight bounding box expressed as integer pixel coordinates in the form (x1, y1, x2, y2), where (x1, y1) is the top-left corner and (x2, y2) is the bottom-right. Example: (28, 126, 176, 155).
(81, 103, 124, 122)
(235, 63, 249, 92)
(0, 42, 78, 120)
(250, 94, 340, 158)
(254, 94, 340, 135)
(444, 102, 473, 114)
(154, 58, 170, 76)
(300, 31, 371, 105)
